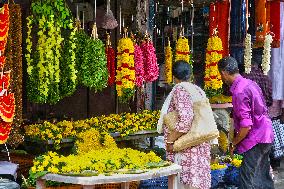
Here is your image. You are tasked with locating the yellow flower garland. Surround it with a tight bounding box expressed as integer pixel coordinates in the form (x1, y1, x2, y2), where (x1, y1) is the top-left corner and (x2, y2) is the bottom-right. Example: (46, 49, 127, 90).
(116, 38, 136, 102)
(204, 36, 223, 97)
(165, 44, 173, 84)
(175, 37, 190, 64)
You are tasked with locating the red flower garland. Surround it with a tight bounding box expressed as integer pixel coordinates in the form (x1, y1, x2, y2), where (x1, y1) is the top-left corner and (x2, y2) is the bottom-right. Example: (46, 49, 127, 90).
(141, 41, 159, 82)
(134, 44, 144, 87)
(106, 46, 116, 86)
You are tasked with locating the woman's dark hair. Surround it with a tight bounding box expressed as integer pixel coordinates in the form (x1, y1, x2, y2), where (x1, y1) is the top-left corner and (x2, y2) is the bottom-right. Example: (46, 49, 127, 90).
(218, 56, 239, 75)
(172, 61, 192, 81)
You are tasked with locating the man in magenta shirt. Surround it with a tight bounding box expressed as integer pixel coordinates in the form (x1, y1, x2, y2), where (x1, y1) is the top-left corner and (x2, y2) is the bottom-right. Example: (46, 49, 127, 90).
(218, 57, 274, 189)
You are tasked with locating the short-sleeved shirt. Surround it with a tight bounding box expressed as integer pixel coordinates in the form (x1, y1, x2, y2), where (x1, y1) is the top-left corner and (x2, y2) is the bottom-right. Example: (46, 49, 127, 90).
(230, 75, 274, 154)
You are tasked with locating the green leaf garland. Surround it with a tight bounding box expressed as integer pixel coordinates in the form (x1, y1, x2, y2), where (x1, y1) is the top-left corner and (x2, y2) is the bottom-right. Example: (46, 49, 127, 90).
(26, 0, 77, 104)
(60, 27, 77, 98)
(75, 30, 108, 91)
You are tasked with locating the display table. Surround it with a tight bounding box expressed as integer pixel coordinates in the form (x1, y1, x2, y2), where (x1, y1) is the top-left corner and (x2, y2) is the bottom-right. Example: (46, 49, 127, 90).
(36, 164, 182, 189)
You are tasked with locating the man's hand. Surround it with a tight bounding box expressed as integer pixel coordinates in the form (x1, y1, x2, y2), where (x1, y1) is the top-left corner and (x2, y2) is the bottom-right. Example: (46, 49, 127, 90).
(229, 143, 235, 158)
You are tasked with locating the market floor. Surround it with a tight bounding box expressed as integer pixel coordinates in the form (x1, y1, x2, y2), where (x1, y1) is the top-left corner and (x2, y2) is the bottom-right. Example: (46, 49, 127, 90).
(274, 160, 284, 189)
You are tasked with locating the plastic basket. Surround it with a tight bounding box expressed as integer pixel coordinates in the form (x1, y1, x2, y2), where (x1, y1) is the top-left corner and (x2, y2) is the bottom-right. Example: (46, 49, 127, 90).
(211, 168, 227, 189)
(224, 166, 240, 186)
(139, 177, 168, 189)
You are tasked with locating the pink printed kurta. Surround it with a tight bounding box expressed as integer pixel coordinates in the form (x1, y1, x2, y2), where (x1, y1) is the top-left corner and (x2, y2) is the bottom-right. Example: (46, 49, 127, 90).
(164, 86, 211, 189)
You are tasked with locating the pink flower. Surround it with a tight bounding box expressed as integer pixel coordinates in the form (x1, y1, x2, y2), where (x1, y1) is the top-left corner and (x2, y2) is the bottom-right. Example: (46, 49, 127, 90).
(141, 42, 159, 82)
(134, 44, 144, 87)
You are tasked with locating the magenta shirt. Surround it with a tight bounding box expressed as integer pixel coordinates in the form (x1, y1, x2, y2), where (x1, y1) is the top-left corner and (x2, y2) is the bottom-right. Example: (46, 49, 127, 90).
(230, 75, 274, 154)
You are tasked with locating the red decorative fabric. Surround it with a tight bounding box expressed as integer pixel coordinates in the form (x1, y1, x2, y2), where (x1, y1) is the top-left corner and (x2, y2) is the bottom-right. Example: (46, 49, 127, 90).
(270, 1, 280, 48)
(209, 1, 230, 56)
(255, 0, 268, 47)
(216, 0, 230, 56)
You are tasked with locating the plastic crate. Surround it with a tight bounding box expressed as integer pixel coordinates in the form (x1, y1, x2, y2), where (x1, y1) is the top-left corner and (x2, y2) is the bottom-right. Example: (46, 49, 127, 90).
(224, 166, 239, 186)
(211, 168, 227, 189)
(139, 177, 168, 189)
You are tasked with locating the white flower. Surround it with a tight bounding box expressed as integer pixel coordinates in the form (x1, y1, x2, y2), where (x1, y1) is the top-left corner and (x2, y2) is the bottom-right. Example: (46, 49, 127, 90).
(261, 34, 273, 75)
(244, 34, 252, 74)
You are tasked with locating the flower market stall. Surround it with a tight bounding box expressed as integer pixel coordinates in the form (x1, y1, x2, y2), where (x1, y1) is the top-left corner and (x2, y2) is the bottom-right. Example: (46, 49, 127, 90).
(0, 0, 281, 188)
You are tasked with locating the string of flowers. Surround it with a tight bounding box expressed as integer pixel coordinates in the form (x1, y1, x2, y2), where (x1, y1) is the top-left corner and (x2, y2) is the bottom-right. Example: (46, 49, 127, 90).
(244, 34, 252, 74)
(175, 36, 191, 64)
(116, 37, 136, 102)
(106, 44, 116, 86)
(134, 44, 144, 87)
(204, 35, 223, 97)
(165, 42, 173, 84)
(141, 40, 159, 82)
(5, 4, 23, 147)
(261, 34, 273, 75)
(60, 25, 78, 98)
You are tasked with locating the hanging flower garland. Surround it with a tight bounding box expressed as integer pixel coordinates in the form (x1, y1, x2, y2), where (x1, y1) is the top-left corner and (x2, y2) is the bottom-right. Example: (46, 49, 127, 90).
(175, 36, 191, 64)
(204, 36, 223, 97)
(134, 44, 144, 87)
(0, 4, 10, 53)
(244, 34, 252, 74)
(106, 35, 116, 86)
(116, 37, 136, 102)
(60, 26, 78, 98)
(141, 40, 159, 82)
(261, 34, 273, 75)
(165, 43, 173, 84)
(26, 16, 65, 104)
(25, 0, 75, 104)
(5, 3, 23, 147)
(75, 28, 108, 91)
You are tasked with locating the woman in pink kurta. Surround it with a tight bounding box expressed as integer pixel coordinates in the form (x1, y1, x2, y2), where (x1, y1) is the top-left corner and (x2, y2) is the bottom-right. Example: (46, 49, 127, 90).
(161, 61, 211, 189)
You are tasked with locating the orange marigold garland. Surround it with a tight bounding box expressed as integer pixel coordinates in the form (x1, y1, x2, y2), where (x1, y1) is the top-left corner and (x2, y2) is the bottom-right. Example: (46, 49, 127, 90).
(116, 37, 136, 103)
(0, 4, 15, 144)
(0, 4, 9, 52)
(204, 36, 223, 97)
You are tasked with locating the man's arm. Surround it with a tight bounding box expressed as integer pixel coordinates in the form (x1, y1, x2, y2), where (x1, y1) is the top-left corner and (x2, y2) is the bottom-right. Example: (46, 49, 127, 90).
(233, 127, 251, 146)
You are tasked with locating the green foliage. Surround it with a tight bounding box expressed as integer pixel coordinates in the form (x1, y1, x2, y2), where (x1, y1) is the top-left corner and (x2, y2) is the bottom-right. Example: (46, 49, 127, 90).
(75, 30, 109, 91)
(31, 0, 72, 29)
(26, 0, 77, 104)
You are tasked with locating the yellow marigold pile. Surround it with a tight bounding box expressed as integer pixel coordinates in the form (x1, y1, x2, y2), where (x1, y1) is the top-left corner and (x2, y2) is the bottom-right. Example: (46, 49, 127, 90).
(75, 128, 117, 154)
(165, 44, 173, 84)
(30, 148, 164, 175)
(204, 36, 223, 97)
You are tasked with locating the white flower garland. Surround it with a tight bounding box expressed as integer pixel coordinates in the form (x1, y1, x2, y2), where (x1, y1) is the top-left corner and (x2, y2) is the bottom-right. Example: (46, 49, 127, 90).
(244, 34, 252, 74)
(261, 34, 273, 75)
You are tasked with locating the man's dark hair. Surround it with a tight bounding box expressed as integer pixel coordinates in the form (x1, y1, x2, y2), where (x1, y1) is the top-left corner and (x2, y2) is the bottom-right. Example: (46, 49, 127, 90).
(218, 56, 239, 75)
(172, 60, 192, 81)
